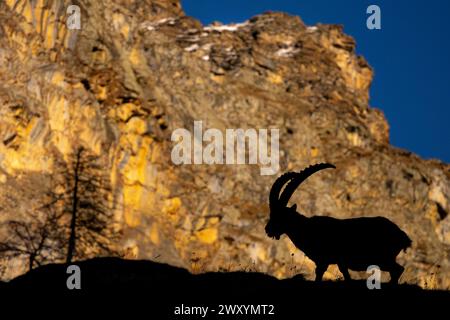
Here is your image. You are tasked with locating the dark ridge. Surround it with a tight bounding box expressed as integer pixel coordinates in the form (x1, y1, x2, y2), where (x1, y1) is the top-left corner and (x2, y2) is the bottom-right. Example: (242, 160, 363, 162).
(3, 257, 449, 317)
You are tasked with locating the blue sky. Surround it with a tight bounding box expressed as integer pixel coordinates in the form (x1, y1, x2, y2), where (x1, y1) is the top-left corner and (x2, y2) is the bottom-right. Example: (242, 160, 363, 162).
(182, 0, 450, 163)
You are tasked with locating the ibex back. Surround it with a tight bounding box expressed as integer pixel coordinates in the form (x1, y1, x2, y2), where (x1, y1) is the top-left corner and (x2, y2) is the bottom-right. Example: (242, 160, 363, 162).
(265, 163, 411, 283)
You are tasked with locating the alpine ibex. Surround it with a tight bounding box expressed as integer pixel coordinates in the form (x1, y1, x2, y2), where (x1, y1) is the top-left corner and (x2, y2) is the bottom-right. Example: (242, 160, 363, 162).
(265, 163, 411, 283)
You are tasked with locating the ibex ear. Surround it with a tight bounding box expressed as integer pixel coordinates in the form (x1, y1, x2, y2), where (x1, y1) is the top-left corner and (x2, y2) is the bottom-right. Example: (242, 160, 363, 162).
(290, 204, 297, 211)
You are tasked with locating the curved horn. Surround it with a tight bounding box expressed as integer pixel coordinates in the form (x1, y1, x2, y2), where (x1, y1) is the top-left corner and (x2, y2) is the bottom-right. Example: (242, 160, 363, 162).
(278, 163, 336, 208)
(269, 172, 298, 214)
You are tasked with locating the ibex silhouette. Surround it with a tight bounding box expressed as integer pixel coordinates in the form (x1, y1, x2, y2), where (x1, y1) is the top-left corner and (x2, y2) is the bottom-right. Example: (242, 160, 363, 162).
(265, 163, 411, 283)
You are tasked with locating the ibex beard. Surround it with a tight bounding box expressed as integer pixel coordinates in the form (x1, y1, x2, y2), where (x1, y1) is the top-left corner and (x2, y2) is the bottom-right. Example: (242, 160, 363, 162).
(266, 163, 412, 283)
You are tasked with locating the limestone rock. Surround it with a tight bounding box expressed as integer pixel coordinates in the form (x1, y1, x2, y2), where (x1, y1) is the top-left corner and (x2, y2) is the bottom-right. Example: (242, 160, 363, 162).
(0, 0, 448, 288)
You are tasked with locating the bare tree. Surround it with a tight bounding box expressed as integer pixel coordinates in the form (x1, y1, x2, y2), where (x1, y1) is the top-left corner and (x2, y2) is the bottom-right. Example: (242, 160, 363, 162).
(0, 209, 63, 271)
(57, 147, 119, 263)
(0, 146, 120, 271)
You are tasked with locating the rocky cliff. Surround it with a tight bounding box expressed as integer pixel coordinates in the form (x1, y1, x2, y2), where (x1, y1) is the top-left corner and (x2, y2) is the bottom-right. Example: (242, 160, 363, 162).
(0, 0, 449, 288)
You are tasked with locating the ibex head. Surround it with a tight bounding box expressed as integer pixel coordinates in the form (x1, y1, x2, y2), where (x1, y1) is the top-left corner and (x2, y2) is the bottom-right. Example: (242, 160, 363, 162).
(265, 163, 336, 240)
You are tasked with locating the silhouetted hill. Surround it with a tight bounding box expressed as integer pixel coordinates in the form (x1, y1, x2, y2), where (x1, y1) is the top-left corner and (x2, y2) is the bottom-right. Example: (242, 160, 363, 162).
(3, 257, 448, 318)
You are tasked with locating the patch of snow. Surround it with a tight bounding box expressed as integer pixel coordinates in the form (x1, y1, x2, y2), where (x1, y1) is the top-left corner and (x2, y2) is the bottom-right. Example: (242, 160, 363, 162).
(306, 26, 318, 33)
(186, 28, 199, 34)
(184, 44, 199, 52)
(202, 55, 210, 61)
(141, 17, 178, 31)
(275, 46, 300, 57)
(155, 17, 177, 25)
(203, 21, 248, 32)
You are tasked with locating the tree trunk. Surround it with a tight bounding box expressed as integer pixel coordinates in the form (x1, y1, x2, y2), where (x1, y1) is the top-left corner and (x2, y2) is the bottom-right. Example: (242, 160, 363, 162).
(29, 254, 35, 271)
(66, 148, 83, 264)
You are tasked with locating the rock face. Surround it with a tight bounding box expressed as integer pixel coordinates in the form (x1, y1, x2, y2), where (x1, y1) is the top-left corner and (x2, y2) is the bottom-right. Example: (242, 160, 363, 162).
(0, 0, 448, 288)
